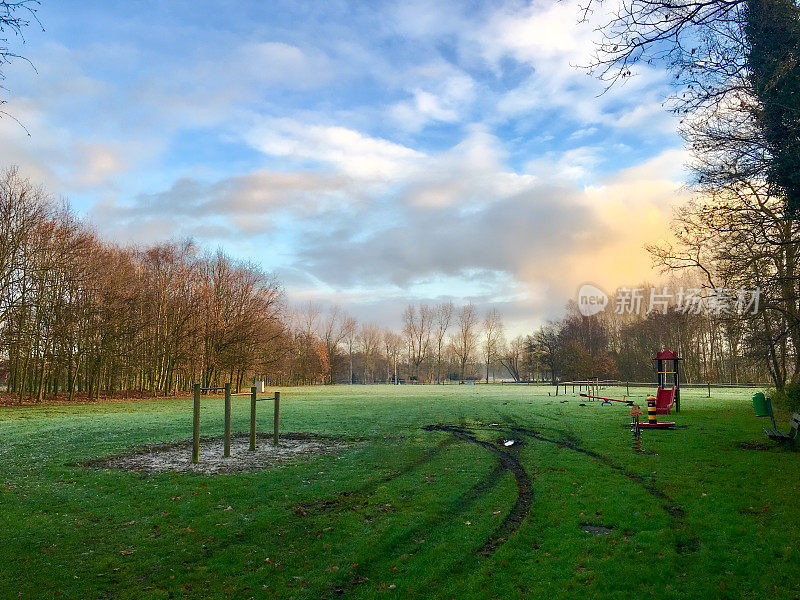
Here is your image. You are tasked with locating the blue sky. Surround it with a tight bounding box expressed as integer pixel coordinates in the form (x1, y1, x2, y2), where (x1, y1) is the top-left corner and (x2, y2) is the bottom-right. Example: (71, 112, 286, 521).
(1, 0, 689, 332)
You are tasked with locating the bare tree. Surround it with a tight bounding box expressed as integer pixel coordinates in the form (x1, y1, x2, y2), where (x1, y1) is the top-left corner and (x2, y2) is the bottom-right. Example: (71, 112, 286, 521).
(139, 240, 202, 395)
(482, 309, 504, 383)
(587, 0, 749, 112)
(587, 0, 800, 216)
(319, 306, 354, 384)
(402, 304, 433, 382)
(432, 301, 454, 383)
(499, 335, 526, 382)
(0, 166, 48, 329)
(1, 1, 41, 120)
(342, 314, 358, 384)
(298, 301, 321, 339)
(533, 322, 561, 385)
(358, 322, 382, 383)
(587, 0, 800, 387)
(450, 303, 478, 381)
(383, 329, 404, 384)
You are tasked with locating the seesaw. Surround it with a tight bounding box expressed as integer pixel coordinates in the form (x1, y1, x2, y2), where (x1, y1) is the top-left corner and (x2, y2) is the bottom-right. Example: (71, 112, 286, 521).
(579, 392, 634, 406)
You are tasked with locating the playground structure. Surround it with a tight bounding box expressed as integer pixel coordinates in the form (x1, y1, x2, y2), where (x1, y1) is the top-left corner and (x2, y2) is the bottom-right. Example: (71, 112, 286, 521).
(654, 350, 681, 413)
(636, 394, 676, 429)
(630, 404, 643, 451)
(191, 383, 281, 464)
(631, 350, 680, 429)
(579, 377, 634, 406)
(559, 351, 683, 433)
(572, 351, 681, 411)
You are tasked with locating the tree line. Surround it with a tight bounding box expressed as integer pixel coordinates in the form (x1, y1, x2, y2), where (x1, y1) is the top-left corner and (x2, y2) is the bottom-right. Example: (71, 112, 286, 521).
(0, 167, 288, 401)
(284, 280, 781, 387)
(531, 286, 776, 387)
(0, 167, 516, 398)
(1, 165, 792, 401)
(287, 301, 508, 385)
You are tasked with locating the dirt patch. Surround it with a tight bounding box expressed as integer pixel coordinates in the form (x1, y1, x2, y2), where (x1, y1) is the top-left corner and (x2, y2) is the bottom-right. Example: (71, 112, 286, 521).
(90, 433, 349, 475)
(580, 523, 614, 535)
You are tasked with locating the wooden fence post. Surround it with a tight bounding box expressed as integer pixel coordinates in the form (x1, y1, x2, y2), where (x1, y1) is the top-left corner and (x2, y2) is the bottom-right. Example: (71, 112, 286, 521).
(273, 391, 280, 446)
(192, 384, 201, 464)
(224, 382, 231, 458)
(250, 386, 257, 451)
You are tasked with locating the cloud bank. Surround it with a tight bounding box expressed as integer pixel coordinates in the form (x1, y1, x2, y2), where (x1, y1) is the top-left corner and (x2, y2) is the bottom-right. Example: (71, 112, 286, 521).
(1, 0, 687, 333)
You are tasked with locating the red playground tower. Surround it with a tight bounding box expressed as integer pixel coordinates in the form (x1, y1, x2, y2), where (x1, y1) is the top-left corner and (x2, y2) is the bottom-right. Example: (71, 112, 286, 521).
(653, 350, 681, 414)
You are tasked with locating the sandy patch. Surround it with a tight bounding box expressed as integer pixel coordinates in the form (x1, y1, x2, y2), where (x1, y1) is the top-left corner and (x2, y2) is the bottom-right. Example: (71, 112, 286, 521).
(91, 433, 348, 475)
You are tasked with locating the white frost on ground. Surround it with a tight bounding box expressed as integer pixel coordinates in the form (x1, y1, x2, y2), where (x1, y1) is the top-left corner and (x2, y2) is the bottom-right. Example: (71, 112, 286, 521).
(96, 434, 347, 475)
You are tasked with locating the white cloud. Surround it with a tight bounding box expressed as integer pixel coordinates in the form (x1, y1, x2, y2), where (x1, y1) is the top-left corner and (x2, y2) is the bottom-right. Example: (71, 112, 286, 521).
(244, 117, 425, 179)
(285, 140, 687, 313)
(400, 125, 536, 208)
(235, 42, 332, 88)
(477, 0, 598, 65)
(465, 0, 674, 136)
(388, 62, 477, 131)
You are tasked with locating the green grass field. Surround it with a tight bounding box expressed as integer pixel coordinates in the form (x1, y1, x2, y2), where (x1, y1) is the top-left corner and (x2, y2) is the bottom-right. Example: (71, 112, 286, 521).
(1, 385, 797, 599)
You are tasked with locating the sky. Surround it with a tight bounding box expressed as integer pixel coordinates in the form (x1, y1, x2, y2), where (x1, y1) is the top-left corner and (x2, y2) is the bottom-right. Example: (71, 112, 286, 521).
(0, 0, 690, 334)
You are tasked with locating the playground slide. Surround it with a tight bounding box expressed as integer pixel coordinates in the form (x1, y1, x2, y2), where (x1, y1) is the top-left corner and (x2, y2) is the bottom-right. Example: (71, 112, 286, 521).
(655, 386, 676, 415)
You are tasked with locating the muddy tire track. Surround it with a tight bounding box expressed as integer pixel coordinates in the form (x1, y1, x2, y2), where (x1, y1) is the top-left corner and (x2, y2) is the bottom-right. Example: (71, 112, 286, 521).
(291, 436, 457, 518)
(507, 422, 698, 554)
(508, 425, 674, 502)
(423, 424, 533, 557)
(316, 440, 514, 598)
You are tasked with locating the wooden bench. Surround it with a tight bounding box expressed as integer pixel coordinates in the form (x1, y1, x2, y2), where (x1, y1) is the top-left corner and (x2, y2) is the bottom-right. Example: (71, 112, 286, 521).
(765, 412, 800, 445)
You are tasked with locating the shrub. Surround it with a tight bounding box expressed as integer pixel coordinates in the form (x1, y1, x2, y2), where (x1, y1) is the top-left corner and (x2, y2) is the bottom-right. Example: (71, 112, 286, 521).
(768, 383, 800, 414)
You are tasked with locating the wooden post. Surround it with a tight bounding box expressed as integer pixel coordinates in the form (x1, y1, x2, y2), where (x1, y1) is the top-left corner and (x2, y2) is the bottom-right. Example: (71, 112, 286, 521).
(192, 384, 201, 464)
(250, 386, 257, 451)
(707, 382, 711, 398)
(224, 382, 231, 458)
(273, 391, 280, 446)
(626, 381, 630, 396)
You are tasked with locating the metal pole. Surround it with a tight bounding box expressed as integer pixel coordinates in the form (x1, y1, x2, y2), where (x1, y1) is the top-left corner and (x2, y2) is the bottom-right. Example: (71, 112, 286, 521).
(250, 386, 257, 451)
(273, 391, 280, 446)
(224, 382, 231, 458)
(192, 384, 200, 464)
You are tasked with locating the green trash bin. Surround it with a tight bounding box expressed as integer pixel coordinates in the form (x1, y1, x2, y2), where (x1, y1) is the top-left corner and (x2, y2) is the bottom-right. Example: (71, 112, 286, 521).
(752, 392, 769, 417)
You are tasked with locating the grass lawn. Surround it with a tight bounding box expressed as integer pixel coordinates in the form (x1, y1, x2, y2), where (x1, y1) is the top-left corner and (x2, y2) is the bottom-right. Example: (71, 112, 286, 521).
(1, 384, 798, 599)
